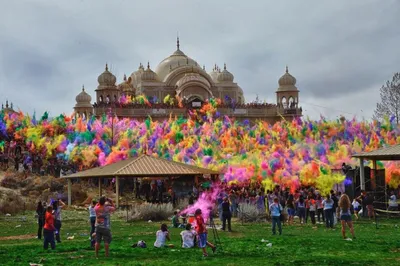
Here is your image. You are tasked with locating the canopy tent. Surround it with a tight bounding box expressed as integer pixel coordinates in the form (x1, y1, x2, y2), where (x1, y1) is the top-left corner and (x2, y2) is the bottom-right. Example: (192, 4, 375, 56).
(352, 144, 400, 190)
(62, 154, 219, 207)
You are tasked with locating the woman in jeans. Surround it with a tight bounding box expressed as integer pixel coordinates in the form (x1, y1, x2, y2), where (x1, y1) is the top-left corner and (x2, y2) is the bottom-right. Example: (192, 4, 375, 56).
(323, 194, 334, 228)
(52, 199, 66, 243)
(43, 205, 56, 250)
(270, 198, 282, 235)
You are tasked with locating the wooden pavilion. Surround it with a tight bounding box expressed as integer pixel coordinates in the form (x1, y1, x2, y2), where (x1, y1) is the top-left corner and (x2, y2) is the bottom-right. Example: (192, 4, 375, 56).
(62, 154, 219, 207)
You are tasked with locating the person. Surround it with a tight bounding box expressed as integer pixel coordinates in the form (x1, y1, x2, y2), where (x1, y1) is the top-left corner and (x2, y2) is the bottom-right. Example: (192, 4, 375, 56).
(357, 190, 367, 218)
(323, 194, 335, 229)
(36, 201, 45, 239)
(339, 194, 356, 240)
(297, 196, 306, 224)
(188, 192, 195, 205)
(95, 196, 116, 258)
(388, 191, 398, 212)
(180, 223, 196, 248)
(270, 198, 282, 235)
(316, 194, 325, 224)
(352, 198, 361, 220)
(52, 199, 65, 243)
(172, 211, 183, 228)
(43, 205, 56, 250)
(256, 192, 265, 214)
(154, 223, 172, 248)
(286, 194, 295, 225)
(365, 192, 375, 220)
(309, 197, 317, 226)
(330, 190, 339, 222)
(194, 208, 216, 257)
(89, 200, 97, 247)
(221, 197, 232, 232)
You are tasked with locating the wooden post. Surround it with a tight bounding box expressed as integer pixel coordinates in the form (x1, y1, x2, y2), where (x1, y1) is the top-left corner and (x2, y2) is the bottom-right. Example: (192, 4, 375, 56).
(98, 178, 102, 197)
(67, 178, 72, 206)
(373, 160, 377, 190)
(116, 176, 120, 208)
(360, 158, 365, 190)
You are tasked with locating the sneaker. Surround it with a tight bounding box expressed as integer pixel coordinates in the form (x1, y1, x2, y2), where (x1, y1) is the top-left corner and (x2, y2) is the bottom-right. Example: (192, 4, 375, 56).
(203, 253, 208, 257)
(345, 238, 352, 241)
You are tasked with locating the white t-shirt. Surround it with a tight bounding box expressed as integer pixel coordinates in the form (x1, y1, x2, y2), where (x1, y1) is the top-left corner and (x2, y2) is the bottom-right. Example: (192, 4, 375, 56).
(352, 201, 360, 210)
(180, 230, 196, 248)
(154, 230, 168, 248)
(389, 195, 398, 207)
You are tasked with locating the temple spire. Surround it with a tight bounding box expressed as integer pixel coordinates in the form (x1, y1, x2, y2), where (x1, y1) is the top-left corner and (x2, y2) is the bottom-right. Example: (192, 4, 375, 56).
(286, 65, 288, 73)
(5, 100, 8, 108)
(224, 63, 227, 70)
(147, 61, 150, 69)
(105, 63, 108, 71)
(123, 74, 127, 81)
(82, 85, 85, 92)
(177, 35, 180, 50)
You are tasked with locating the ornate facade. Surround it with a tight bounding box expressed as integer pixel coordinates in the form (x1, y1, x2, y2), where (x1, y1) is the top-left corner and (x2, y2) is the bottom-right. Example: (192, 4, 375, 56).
(74, 39, 302, 123)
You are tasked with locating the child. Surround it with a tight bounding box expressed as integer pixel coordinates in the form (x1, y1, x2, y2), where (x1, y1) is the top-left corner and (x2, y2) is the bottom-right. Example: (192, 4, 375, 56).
(194, 209, 216, 257)
(154, 224, 173, 248)
(180, 223, 196, 248)
(172, 211, 184, 228)
(352, 198, 360, 220)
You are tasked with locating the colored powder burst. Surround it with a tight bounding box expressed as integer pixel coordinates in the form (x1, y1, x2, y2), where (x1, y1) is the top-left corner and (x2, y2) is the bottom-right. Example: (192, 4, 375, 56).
(2, 108, 400, 190)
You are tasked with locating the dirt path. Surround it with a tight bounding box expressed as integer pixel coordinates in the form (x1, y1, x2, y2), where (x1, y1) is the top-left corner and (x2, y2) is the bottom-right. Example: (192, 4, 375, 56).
(0, 234, 36, 240)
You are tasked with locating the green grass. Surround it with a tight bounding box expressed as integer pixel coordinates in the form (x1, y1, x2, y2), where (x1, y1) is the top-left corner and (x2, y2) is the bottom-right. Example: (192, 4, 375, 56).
(0, 211, 399, 266)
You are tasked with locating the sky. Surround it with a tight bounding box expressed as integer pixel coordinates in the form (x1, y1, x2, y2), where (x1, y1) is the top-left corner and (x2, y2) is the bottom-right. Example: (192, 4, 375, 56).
(0, 0, 399, 121)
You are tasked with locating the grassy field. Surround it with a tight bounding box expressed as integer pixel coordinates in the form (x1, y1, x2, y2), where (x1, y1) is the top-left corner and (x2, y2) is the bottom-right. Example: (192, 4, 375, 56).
(0, 210, 399, 266)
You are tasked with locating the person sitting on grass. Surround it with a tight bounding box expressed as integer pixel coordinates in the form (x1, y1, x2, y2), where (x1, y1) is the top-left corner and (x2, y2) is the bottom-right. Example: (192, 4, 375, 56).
(172, 211, 184, 228)
(43, 205, 56, 250)
(154, 224, 174, 248)
(270, 197, 282, 235)
(95, 197, 115, 258)
(195, 208, 216, 257)
(339, 194, 356, 240)
(180, 223, 196, 248)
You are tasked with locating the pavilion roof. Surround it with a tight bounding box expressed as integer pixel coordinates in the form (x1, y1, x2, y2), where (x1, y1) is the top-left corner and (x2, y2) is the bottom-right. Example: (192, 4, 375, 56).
(63, 154, 219, 179)
(352, 144, 400, 161)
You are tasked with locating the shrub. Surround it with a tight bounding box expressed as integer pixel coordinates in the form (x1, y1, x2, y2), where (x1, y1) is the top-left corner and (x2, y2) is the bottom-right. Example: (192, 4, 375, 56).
(71, 183, 88, 204)
(237, 203, 268, 222)
(0, 190, 25, 214)
(128, 203, 174, 222)
(0, 176, 19, 189)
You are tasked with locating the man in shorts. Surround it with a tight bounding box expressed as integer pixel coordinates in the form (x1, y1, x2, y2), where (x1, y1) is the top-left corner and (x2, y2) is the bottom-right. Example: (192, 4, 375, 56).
(95, 196, 115, 258)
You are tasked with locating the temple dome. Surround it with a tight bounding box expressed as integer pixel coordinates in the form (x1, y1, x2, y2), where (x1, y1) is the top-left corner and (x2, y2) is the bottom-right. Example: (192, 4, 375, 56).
(277, 66, 298, 91)
(217, 64, 234, 82)
(75, 86, 92, 107)
(141, 62, 158, 81)
(155, 38, 200, 81)
(208, 64, 220, 81)
(97, 64, 116, 86)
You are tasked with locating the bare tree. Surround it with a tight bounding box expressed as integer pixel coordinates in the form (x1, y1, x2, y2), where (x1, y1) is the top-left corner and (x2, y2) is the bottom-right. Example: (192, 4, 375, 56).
(373, 73, 400, 123)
